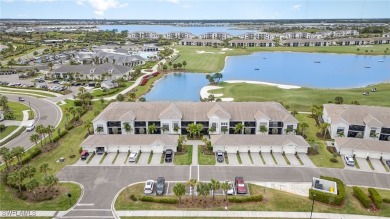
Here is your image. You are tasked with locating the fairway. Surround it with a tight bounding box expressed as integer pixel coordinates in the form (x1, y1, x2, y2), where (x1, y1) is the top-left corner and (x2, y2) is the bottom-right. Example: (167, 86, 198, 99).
(209, 82, 390, 111)
(173, 44, 390, 73)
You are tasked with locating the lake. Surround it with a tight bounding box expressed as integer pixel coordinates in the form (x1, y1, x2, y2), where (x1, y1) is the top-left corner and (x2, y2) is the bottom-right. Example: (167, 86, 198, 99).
(145, 52, 390, 101)
(98, 25, 251, 36)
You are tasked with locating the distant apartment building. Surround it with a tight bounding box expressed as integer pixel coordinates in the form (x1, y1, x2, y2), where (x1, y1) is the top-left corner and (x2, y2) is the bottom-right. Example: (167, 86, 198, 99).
(382, 33, 390, 38)
(128, 31, 160, 40)
(179, 39, 223, 46)
(164, 32, 194, 39)
(281, 39, 331, 47)
(238, 32, 275, 40)
(332, 30, 359, 38)
(229, 39, 274, 47)
(334, 38, 372, 46)
(200, 32, 232, 40)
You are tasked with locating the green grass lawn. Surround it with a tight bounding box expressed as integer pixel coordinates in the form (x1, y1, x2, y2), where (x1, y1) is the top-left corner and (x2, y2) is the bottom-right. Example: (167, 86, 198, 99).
(173, 45, 390, 73)
(296, 114, 344, 168)
(115, 183, 390, 217)
(0, 87, 57, 97)
(209, 82, 390, 112)
(8, 101, 30, 121)
(134, 73, 164, 99)
(1, 126, 18, 139)
(0, 182, 81, 211)
(198, 146, 216, 165)
(174, 145, 193, 165)
(91, 82, 134, 98)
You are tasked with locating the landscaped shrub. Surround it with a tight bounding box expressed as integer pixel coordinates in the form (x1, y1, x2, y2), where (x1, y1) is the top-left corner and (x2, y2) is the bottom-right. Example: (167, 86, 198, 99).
(139, 196, 178, 204)
(228, 195, 263, 203)
(353, 186, 371, 208)
(309, 176, 346, 206)
(74, 100, 82, 106)
(383, 198, 390, 203)
(21, 148, 42, 164)
(130, 194, 137, 201)
(330, 157, 338, 163)
(368, 188, 383, 209)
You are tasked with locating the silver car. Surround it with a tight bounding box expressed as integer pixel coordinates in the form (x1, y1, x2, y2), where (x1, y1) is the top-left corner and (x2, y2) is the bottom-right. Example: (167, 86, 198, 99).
(144, 180, 154, 194)
(344, 155, 355, 166)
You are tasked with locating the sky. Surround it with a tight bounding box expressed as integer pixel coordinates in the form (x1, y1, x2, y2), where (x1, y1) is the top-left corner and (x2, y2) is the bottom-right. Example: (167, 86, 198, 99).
(1, 0, 389, 20)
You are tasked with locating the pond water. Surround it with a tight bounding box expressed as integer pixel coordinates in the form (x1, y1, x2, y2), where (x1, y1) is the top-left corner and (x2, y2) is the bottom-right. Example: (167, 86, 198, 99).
(144, 52, 390, 101)
(98, 25, 251, 35)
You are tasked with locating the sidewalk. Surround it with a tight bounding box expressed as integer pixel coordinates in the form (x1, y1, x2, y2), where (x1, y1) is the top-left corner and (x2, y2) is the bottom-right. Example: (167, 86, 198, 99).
(0, 110, 33, 143)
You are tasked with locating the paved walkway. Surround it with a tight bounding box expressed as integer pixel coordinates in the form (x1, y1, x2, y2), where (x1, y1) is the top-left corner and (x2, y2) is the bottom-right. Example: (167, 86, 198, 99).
(0, 110, 33, 143)
(187, 140, 202, 166)
(116, 210, 390, 218)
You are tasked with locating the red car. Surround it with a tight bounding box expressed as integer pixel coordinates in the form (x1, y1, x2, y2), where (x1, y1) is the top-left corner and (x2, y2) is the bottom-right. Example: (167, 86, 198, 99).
(235, 177, 247, 194)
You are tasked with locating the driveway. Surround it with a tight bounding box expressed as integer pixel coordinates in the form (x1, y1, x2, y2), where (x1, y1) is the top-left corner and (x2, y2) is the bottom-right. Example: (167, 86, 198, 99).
(250, 152, 264, 166)
(262, 153, 276, 166)
(115, 153, 128, 165)
(101, 153, 117, 165)
(239, 152, 253, 165)
(273, 153, 287, 166)
(89, 154, 103, 165)
(356, 158, 372, 172)
(370, 159, 388, 173)
(297, 153, 316, 167)
(227, 153, 239, 165)
(138, 152, 150, 165)
(151, 153, 162, 165)
(286, 154, 302, 166)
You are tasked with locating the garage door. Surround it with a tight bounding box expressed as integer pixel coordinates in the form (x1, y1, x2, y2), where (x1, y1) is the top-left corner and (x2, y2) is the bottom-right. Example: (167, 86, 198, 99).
(340, 148, 353, 156)
(261, 146, 272, 153)
(213, 145, 224, 152)
(272, 146, 283, 153)
(107, 146, 118, 153)
(369, 151, 381, 159)
(141, 146, 152, 152)
(382, 152, 390, 160)
(354, 150, 369, 159)
(249, 147, 261, 153)
(225, 146, 238, 153)
(296, 147, 308, 153)
(283, 146, 296, 154)
(151, 145, 164, 153)
(238, 146, 249, 153)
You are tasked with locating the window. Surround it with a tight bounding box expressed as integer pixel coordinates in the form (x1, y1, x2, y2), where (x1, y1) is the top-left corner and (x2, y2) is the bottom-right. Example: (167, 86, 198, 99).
(96, 125, 104, 133)
(221, 122, 228, 126)
(337, 128, 345, 136)
(162, 123, 169, 132)
(286, 125, 294, 133)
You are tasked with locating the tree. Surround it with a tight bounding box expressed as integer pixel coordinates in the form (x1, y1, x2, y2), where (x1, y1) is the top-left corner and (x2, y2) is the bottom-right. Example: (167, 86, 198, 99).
(0, 95, 8, 110)
(139, 97, 146, 102)
(148, 123, 157, 134)
(221, 181, 231, 201)
(209, 178, 220, 201)
(44, 175, 59, 191)
(197, 182, 210, 204)
(259, 125, 268, 134)
(168, 61, 172, 69)
(29, 133, 40, 146)
(79, 87, 85, 94)
(291, 110, 298, 117)
(26, 179, 39, 197)
(23, 165, 36, 179)
(208, 94, 215, 102)
(177, 63, 182, 69)
(84, 120, 93, 135)
(11, 146, 25, 166)
(213, 73, 223, 84)
(186, 178, 197, 201)
(186, 123, 197, 138)
(123, 122, 132, 134)
(320, 123, 330, 138)
(162, 64, 168, 71)
(173, 63, 178, 69)
(47, 62, 54, 71)
(196, 123, 204, 137)
(0, 124, 6, 132)
(173, 183, 186, 206)
(299, 122, 309, 137)
(7, 170, 26, 193)
(206, 74, 215, 84)
(234, 123, 244, 134)
(182, 61, 187, 69)
(334, 96, 344, 104)
(36, 124, 46, 145)
(177, 135, 187, 152)
(99, 98, 105, 106)
(0, 147, 13, 170)
(46, 125, 55, 143)
(39, 163, 51, 178)
(116, 94, 125, 101)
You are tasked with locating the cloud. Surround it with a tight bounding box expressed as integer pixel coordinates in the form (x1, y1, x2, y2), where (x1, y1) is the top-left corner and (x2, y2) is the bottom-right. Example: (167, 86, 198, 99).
(161, 0, 180, 3)
(292, 4, 302, 10)
(76, 0, 128, 16)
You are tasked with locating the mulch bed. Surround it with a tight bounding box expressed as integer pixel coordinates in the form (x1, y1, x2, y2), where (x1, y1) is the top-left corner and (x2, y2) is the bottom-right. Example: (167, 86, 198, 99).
(41, 142, 59, 153)
(177, 197, 229, 208)
(19, 186, 67, 202)
(200, 145, 214, 155)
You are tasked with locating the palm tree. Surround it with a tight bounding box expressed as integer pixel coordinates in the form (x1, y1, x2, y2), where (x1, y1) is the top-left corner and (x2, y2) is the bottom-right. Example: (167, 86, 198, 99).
(123, 122, 132, 134)
(209, 178, 220, 201)
(234, 123, 244, 134)
(23, 165, 36, 179)
(173, 183, 186, 207)
(0, 148, 13, 170)
(79, 87, 85, 94)
(29, 134, 40, 146)
(84, 120, 93, 135)
(187, 123, 197, 138)
(26, 179, 39, 197)
(11, 146, 25, 166)
(259, 125, 268, 135)
(197, 182, 210, 204)
(196, 123, 204, 137)
(36, 124, 46, 144)
(182, 61, 187, 69)
(221, 181, 231, 201)
(148, 123, 157, 134)
(7, 170, 27, 193)
(44, 175, 59, 192)
(46, 125, 55, 143)
(0, 95, 8, 110)
(186, 178, 197, 201)
(39, 163, 51, 178)
(320, 123, 330, 138)
(299, 122, 309, 137)
(168, 61, 172, 70)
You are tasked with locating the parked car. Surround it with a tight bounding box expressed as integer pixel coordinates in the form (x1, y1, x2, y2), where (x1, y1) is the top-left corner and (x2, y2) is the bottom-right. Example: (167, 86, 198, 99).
(235, 177, 247, 194)
(155, 177, 165, 195)
(144, 180, 154, 194)
(165, 149, 173, 162)
(344, 155, 355, 166)
(26, 123, 35, 132)
(18, 97, 25, 102)
(216, 150, 224, 163)
(226, 181, 235, 195)
(80, 150, 89, 160)
(386, 160, 390, 168)
(128, 151, 138, 162)
(96, 147, 105, 155)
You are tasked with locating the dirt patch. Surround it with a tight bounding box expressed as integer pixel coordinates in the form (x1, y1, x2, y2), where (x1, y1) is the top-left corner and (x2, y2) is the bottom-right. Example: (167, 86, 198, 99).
(200, 145, 214, 155)
(19, 185, 67, 202)
(327, 146, 337, 154)
(41, 142, 59, 153)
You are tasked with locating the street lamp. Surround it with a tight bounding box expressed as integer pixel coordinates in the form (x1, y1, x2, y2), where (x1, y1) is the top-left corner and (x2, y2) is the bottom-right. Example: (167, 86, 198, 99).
(310, 193, 316, 219)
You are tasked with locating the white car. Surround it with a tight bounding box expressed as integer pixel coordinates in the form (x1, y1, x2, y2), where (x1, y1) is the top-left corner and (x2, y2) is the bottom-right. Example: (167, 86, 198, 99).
(128, 152, 139, 162)
(144, 180, 154, 194)
(226, 181, 235, 195)
(26, 123, 35, 132)
(344, 155, 355, 166)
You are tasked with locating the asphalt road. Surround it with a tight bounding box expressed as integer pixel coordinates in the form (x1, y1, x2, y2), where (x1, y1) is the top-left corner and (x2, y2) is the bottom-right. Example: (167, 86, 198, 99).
(57, 165, 390, 219)
(1, 94, 62, 150)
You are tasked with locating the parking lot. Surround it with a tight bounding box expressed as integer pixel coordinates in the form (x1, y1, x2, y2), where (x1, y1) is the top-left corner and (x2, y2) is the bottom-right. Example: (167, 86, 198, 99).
(343, 155, 389, 173)
(73, 152, 173, 166)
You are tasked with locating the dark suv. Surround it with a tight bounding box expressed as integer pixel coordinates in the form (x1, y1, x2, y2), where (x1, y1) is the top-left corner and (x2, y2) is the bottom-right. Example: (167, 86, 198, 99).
(156, 177, 165, 195)
(165, 149, 173, 162)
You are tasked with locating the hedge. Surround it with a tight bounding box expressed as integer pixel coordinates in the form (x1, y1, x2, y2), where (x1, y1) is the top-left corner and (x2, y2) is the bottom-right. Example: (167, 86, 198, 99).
(0, 127, 26, 146)
(383, 198, 390, 203)
(368, 188, 383, 209)
(353, 186, 371, 208)
(228, 195, 263, 203)
(139, 196, 178, 204)
(309, 176, 345, 206)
